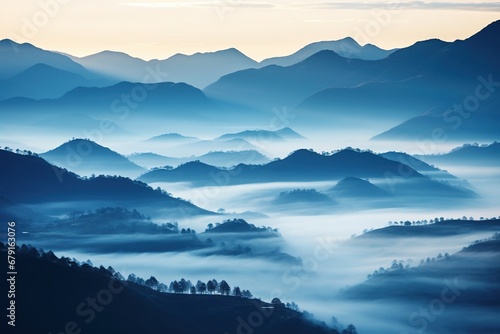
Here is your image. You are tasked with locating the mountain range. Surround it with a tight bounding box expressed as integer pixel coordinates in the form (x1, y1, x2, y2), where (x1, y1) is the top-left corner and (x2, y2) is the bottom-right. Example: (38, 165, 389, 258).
(1, 21, 499, 142)
(0, 149, 210, 217)
(415, 142, 500, 166)
(138, 148, 476, 201)
(129, 150, 270, 169)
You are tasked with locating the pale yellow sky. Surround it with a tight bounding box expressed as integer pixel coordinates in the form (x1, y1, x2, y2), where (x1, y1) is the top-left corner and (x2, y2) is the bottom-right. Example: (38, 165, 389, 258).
(1, 0, 499, 61)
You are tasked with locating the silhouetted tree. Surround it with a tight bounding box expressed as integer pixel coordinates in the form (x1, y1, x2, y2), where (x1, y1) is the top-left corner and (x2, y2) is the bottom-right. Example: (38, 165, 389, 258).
(342, 324, 358, 334)
(207, 280, 216, 294)
(145, 276, 160, 290)
(241, 290, 253, 299)
(232, 286, 242, 297)
(190, 286, 196, 294)
(220, 280, 231, 295)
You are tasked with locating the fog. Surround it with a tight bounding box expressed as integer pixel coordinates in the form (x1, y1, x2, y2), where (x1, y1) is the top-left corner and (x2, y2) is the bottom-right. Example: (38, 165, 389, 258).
(4, 126, 499, 334)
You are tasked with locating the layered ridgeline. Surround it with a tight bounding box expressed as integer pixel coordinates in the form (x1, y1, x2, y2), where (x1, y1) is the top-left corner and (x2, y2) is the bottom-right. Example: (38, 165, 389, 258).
(129, 150, 270, 169)
(205, 21, 500, 141)
(414, 142, 500, 167)
(1, 21, 499, 142)
(139, 148, 476, 202)
(0, 148, 211, 218)
(0, 243, 344, 334)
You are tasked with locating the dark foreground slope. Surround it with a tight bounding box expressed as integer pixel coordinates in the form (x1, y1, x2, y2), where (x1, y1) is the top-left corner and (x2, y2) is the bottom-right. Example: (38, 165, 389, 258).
(0, 246, 338, 334)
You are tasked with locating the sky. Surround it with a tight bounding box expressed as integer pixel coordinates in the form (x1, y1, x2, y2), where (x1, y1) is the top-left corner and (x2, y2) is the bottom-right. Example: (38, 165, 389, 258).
(1, 0, 500, 61)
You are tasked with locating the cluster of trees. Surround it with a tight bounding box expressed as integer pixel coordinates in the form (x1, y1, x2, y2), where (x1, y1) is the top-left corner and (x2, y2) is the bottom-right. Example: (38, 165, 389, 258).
(386, 215, 499, 227)
(2, 147, 38, 156)
(1, 243, 255, 300)
(368, 253, 452, 279)
(126, 275, 253, 298)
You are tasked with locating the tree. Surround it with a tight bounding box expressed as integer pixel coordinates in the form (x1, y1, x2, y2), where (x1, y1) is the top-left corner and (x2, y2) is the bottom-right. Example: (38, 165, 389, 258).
(145, 276, 160, 290)
(219, 280, 231, 295)
(271, 297, 283, 305)
(190, 286, 197, 294)
(342, 324, 358, 334)
(241, 290, 253, 299)
(232, 286, 242, 297)
(285, 301, 299, 311)
(211, 279, 219, 293)
(173, 280, 183, 293)
(207, 280, 216, 294)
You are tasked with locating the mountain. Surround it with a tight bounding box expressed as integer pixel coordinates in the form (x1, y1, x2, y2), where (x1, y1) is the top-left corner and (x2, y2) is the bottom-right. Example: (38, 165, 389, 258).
(128, 153, 180, 169)
(341, 234, 500, 334)
(146, 132, 199, 143)
(129, 150, 270, 169)
(357, 218, 500, 239)
(204, 50, 369, 111)
(328, 177, 391, 198)
(72, 48, 259, 89)
(0, 80, 264, 133)
(216, 128, 304, 142)
(371, 20, 500, 141)
(0, 39, 104, 81)
(414, 142, 500, 166)
(206, 21, 500, 137)
(196, 150, 270, 167)
(41, 139, 146, 178)
(273, 189, 333, 204)
(274, 127, 305, 139)
(217, 130, 285, 142)
(139, 148, 476, 200)
(0, 63, 97, 100)
(71, 50, 153, 83)
(0, 246, 339, 334)
(173, 139, 259, 156)
(260, 37, 396, 67)
(0, 149, 210, 217)
(379, 151, 463, 184)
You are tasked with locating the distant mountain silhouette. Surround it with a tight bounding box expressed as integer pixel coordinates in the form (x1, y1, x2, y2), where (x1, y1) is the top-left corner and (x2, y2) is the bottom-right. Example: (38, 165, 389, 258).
(195, 150, 270, 167)
(274, 189, 334, 204)
(415, 142, 500, 166)
(358, 218, 500, 240)
(0, 246, 338, 334)
(174, 139, 259, 156)
(72, 48, 258, 89)
(129, 150, 270, 169)
(146, 132, 199, 143)
(0, 39, 106, 81)
(216, 128, 304, 142)
(41, 139, 145, 178)
(0, 63, 99, 100)
(328, 177, 391, 198)
(139, 148, 476, 201)
(217, 130, 285, 142)
(0, 80, 264, 132)
(0, 149, 210, 217)
(380, 152, 464, 185)
(260, 37, 396, 67)
(206, 20, 500, 139)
